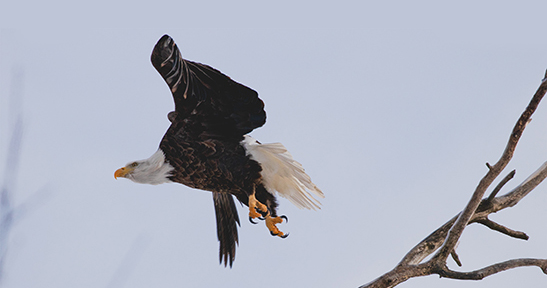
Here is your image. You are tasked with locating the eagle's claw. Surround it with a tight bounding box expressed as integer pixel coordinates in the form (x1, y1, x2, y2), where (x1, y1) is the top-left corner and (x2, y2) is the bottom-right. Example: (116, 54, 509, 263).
(249, 215, 266, 224)
(249, 216, 258, 224)
(270, 230, 289, 238)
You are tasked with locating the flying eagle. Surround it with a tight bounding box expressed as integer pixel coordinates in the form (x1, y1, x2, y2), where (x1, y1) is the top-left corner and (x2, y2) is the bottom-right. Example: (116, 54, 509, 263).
(114, 35, 324, 267)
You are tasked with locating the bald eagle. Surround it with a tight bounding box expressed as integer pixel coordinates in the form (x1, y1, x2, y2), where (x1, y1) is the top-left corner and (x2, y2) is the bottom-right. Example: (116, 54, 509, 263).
(115, 35, 323, 267)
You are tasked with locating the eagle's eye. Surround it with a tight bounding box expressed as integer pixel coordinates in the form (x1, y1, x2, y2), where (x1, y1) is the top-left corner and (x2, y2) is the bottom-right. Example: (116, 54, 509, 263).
(130, 162, 139, 167)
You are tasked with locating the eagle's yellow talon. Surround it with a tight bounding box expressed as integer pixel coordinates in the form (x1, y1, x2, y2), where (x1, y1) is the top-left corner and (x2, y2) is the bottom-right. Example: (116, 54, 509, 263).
(266, 215, 288, 238)
(248, 194, 289, 238)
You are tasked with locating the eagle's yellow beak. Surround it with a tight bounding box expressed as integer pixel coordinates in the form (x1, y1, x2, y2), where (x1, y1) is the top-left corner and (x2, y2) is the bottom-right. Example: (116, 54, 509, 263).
(114, 166, 133, 179)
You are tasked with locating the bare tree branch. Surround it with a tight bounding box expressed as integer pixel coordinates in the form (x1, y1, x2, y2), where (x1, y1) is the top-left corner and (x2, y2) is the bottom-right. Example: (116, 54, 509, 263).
(432, 72, 546, 263)
(360, 71, 547, 288)
(436, 258, 547, 280)
(473, 217, 528, 240)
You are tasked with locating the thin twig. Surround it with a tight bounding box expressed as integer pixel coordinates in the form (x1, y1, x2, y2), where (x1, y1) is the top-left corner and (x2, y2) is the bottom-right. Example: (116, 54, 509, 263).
(436, 258, 547, 279)
(473, 217, 529, 240)
(487, 170, 515, 202)
(450, 250, 462, 267)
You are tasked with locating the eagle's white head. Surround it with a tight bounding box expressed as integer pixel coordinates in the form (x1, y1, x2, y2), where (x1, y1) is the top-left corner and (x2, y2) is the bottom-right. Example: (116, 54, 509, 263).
(114, 149, 174, 185)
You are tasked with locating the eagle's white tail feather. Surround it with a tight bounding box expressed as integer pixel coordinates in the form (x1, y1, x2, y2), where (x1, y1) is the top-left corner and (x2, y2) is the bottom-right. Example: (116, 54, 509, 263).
(242, 136, 324, 210)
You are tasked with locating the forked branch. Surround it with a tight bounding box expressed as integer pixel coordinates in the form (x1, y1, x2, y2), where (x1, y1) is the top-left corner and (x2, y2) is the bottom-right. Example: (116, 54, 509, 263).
(360, 71, 547, 288)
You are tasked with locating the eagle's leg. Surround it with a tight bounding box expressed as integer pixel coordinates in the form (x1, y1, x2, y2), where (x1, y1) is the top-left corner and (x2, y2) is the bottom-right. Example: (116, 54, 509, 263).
(265, 215, 289, 238)
(248, 193, 268, 222)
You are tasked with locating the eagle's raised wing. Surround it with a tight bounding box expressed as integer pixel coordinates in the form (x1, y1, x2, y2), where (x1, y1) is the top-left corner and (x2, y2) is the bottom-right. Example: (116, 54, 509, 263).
(212, 192, 240, 267)
(151, 35, 266, 140)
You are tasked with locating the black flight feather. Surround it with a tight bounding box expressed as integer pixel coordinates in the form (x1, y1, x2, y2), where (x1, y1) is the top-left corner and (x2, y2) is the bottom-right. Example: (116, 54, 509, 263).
(212, 192, 240, 267)
(151, 34, 266, 141)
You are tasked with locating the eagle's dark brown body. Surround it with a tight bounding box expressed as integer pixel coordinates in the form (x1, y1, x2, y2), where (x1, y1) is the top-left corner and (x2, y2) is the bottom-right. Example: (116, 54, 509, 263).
(160, 124, 278, 210)
(151, 35, 278, 266)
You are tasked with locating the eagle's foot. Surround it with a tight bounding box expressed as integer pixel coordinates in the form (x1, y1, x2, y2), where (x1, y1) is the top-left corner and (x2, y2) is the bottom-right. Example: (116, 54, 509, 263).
(248, 194, 268, 223)
(266, 215, 289, 238)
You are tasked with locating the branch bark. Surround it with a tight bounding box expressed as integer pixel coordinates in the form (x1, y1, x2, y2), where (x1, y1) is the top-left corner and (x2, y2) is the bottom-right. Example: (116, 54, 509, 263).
(360, 71, 547, 288)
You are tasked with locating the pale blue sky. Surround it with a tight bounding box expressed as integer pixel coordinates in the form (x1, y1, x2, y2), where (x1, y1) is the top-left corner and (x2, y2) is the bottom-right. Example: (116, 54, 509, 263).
(1, 1, 547, 287)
